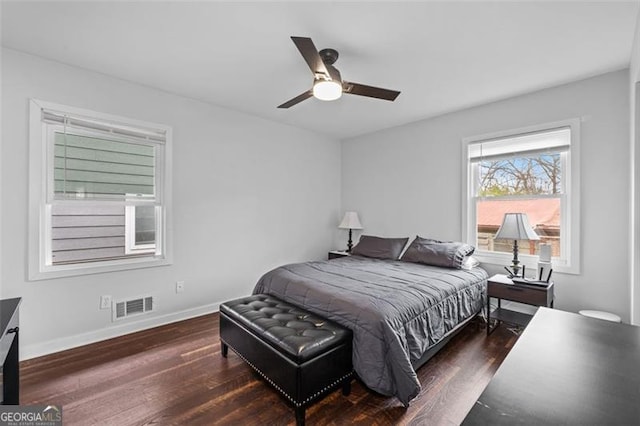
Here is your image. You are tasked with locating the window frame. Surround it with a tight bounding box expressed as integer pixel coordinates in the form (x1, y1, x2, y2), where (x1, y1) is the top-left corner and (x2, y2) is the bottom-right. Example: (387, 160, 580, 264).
(461, 119, 581, 275)
(29, 99, 173, 280)
(124, 205, 158, 255)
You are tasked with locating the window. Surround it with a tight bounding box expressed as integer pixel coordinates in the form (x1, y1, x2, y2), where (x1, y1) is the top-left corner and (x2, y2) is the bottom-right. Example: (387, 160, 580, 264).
(29, 100, 172, 279)
(462, 120, 580, 274)
(125, 205, 157, 254)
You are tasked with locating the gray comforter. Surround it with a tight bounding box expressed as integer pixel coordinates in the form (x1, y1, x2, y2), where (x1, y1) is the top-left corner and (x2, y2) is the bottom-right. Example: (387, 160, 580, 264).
(253, 255, 487, 406)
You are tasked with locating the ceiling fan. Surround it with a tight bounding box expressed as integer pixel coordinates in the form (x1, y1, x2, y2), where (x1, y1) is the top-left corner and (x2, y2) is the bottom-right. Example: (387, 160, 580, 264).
(278, 36, 401, 109)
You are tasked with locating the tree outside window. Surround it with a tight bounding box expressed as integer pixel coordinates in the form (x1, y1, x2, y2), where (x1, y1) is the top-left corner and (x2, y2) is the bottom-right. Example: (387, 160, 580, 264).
(476, 154, 563, 256)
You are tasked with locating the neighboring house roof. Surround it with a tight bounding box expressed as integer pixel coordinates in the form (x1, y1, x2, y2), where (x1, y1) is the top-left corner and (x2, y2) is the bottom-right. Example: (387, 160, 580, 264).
(477, 198, 560, 228)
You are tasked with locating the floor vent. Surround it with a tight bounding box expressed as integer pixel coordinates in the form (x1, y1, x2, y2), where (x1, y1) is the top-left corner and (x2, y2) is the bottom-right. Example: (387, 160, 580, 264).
(113, 295, 154, 321)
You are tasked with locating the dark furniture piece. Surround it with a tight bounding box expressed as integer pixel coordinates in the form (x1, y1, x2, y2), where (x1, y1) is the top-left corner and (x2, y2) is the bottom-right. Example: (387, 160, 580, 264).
(464, 308, 640, 424)
(487, 273, 553, 335)
(220, 295, 353, 426)
(327, 250, 350, 260)
(254, 256, 486, 405)
(0, 298, 21, 405)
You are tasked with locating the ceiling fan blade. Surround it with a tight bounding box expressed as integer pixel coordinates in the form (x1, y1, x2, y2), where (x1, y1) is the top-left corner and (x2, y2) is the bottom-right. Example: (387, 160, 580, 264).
(277, 90, 313, 109)
(291, 36, 331, 79)
(343, 81, 400, 101)
(325, 64, 341, 84)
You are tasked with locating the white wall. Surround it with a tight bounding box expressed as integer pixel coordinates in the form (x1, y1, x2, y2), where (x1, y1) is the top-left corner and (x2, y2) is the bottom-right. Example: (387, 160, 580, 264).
(343, 70, 631, 321)
(1, 48, 341, 359)
(629, 9, 640, 325)
(0, 6, 3, 300)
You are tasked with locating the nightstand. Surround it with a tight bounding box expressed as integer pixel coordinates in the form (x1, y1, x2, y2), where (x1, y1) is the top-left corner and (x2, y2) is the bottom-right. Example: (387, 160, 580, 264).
(328, 250, 350, 260)
(487, 274, 554, 335)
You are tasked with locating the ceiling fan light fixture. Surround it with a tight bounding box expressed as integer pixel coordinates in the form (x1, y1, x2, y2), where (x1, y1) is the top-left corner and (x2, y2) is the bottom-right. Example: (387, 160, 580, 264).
(277, 37, 400, 108)
(313, 80, 342, 101)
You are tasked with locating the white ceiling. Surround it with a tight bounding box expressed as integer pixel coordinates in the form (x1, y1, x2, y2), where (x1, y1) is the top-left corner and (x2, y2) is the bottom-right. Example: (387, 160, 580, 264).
(2, 1, 639, 139)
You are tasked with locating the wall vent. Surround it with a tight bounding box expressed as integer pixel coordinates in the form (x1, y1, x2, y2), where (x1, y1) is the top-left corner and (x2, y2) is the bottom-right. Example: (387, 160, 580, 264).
(113, 295, 154, 321)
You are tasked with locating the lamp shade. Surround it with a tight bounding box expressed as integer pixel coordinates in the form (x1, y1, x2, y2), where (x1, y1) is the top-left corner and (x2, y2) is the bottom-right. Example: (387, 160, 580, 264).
(338, 212, 363, 230)
(494, 213, 540, 241)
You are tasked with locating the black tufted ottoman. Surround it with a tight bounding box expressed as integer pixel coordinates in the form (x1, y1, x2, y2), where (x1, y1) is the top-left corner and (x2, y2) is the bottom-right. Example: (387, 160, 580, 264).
(219, 294, 353, 426)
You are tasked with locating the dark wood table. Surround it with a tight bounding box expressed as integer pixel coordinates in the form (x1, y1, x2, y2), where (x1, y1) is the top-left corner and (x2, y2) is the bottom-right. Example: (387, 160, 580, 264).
(486, 274, 554, 334)
(0, 298, 21, 405)
(464, 307, 640, 425)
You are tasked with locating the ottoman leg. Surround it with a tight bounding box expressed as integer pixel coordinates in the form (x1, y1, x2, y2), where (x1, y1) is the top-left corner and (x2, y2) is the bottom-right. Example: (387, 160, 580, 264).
(221, 342, 228, 358)
(342, 378, 351, 396)
(295, 406, 305, 426)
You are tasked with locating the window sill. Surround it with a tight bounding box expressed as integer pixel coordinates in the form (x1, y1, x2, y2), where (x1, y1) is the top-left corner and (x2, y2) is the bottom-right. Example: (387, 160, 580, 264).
(29, 255, 172, 281)
(475, 251, 579, 275)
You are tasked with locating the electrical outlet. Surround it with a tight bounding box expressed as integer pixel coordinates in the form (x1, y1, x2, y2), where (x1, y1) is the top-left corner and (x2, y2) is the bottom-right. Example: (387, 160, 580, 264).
(100, 295, 112, 310)
(176, 281, 185, 293)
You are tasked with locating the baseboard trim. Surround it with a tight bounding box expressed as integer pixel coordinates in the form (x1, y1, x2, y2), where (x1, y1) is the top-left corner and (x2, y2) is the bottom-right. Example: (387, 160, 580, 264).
(21, 301, 222, 361)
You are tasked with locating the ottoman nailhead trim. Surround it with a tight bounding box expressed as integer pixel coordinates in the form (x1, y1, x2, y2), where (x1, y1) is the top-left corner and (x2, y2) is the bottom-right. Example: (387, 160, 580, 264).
(229, 345, 353, 407)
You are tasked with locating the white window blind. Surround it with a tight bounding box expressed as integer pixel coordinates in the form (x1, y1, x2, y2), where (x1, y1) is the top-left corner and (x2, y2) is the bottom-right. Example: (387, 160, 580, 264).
(468, 127, 570, 163)
(42, 110, 166, 142)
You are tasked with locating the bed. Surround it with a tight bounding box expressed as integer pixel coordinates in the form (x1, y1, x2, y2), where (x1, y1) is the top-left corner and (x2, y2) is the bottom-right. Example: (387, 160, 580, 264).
(253, 254, 487, 406)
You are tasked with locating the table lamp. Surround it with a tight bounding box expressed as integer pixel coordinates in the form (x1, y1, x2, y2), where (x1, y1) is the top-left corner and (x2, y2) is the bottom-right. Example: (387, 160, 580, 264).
(338, 212, 363, 252)
(494, 213, 539, 278)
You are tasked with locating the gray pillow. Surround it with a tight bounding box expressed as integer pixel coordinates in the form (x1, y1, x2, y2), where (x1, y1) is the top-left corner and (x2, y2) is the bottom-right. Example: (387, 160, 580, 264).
(400, 236, 475, 269)
(351, 235, 409, 260)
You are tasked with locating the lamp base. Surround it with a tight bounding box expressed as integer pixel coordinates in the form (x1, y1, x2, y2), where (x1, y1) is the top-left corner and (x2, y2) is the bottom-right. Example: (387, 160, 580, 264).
(510, 264, 523, 278)
(346, 229, 353, 253)
(507, 240, 522, 278)
(504, 240, 524, 278)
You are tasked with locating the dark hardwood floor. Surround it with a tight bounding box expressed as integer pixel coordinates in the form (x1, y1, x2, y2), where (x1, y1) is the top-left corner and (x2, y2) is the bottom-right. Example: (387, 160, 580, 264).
(21, 313, 517, 425)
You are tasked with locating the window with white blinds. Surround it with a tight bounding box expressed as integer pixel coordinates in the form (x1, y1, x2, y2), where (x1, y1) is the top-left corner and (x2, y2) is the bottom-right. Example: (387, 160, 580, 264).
(29, 100, 172, 280)
(462, 119, 581, 274)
